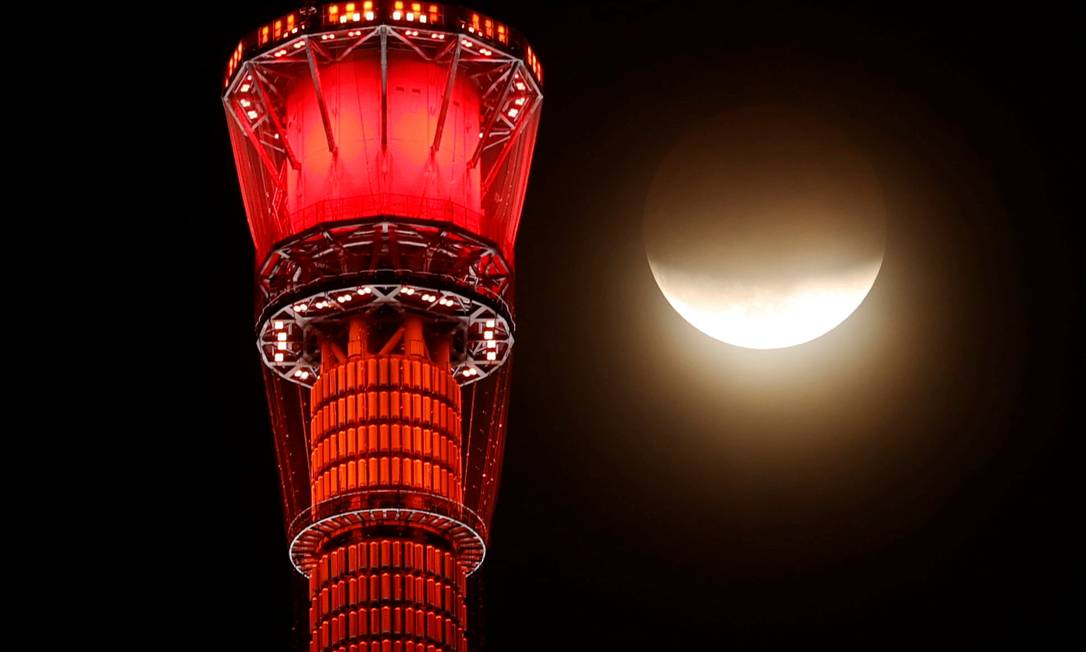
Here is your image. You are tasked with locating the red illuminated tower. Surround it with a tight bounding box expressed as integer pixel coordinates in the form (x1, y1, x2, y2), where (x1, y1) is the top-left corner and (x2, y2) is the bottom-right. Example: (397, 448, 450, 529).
(221, 4, 542, 650)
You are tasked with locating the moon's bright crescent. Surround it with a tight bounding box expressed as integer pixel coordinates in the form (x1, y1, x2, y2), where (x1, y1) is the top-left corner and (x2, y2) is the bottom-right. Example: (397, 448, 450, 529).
(643, 108, 886, 351)
(648, 255, 882, 350)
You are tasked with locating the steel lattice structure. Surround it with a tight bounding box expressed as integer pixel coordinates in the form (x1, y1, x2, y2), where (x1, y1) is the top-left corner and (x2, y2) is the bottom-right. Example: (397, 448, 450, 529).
(222, 3, 542, 651)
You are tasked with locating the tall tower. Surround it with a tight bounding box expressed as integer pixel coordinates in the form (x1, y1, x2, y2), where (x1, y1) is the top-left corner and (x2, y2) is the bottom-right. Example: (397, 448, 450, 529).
(221, 4, 542, 650)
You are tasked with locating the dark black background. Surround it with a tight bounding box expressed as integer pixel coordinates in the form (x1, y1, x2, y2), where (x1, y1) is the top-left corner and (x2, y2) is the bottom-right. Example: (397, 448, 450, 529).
(182, 1, 1077, 648)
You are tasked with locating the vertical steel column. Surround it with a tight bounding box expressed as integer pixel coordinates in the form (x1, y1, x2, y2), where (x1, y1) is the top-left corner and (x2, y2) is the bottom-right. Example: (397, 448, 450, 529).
(432, 40, 462, 154)
(380, 26, 389, 150)
(306, 39, 338, 155)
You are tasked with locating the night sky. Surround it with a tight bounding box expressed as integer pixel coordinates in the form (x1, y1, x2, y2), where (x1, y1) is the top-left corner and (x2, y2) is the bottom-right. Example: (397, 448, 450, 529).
(193, 1, 1076, 647)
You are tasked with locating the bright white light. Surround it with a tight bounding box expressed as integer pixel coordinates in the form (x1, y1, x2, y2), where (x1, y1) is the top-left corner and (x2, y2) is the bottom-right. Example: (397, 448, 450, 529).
(277, 332, 288, 342)
(486, 352, 497, 361)
(274, 352, 285, 362)
(649, 259, 882, 349)
(277, 342, 288, 350)
(294, 303, 308, 312)
(274, 320, 285, 330)
(485, 319, 496, 328)
(483, 330, 493, 340)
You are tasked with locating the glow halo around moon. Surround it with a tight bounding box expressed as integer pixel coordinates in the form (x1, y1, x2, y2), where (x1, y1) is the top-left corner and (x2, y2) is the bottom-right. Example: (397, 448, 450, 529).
(644, 108, 886, 350)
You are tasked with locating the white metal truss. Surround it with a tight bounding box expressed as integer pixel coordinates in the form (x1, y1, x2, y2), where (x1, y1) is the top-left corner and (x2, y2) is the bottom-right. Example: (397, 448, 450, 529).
(258, 280, 514, 388)
(223, 23, 543, 218)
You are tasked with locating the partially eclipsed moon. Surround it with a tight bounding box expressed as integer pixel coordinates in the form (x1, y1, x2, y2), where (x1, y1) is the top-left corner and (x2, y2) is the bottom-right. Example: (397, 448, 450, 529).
(644, 107, 886, 350)
(649, 257, 882, 350)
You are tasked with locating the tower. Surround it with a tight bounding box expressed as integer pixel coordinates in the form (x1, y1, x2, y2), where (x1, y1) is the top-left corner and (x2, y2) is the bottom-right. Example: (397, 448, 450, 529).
(221, 4, 542, 650)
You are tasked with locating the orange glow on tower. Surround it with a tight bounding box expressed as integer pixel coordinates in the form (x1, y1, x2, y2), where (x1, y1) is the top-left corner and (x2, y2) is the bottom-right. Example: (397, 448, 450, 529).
(222, 3, 542, 649)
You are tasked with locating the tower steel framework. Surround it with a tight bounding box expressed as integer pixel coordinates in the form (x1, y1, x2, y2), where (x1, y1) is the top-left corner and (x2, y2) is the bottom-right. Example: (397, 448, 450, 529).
(222, 4, 543, 650)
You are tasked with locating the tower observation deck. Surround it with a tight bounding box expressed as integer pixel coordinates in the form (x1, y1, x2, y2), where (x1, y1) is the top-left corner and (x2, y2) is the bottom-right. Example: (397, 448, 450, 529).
(222, 4, 542, 650)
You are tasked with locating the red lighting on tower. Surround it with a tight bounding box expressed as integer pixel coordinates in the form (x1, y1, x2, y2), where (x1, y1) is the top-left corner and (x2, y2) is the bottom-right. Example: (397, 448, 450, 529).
(222, 3, 542, 649)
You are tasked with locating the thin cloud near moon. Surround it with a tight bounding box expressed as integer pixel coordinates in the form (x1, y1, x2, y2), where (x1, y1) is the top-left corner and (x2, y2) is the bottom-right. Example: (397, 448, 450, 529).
(644, 107, 886, 350)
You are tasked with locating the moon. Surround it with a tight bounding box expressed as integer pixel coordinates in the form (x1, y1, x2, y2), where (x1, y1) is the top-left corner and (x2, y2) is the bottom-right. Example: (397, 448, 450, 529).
(644, 108, 886, 350)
